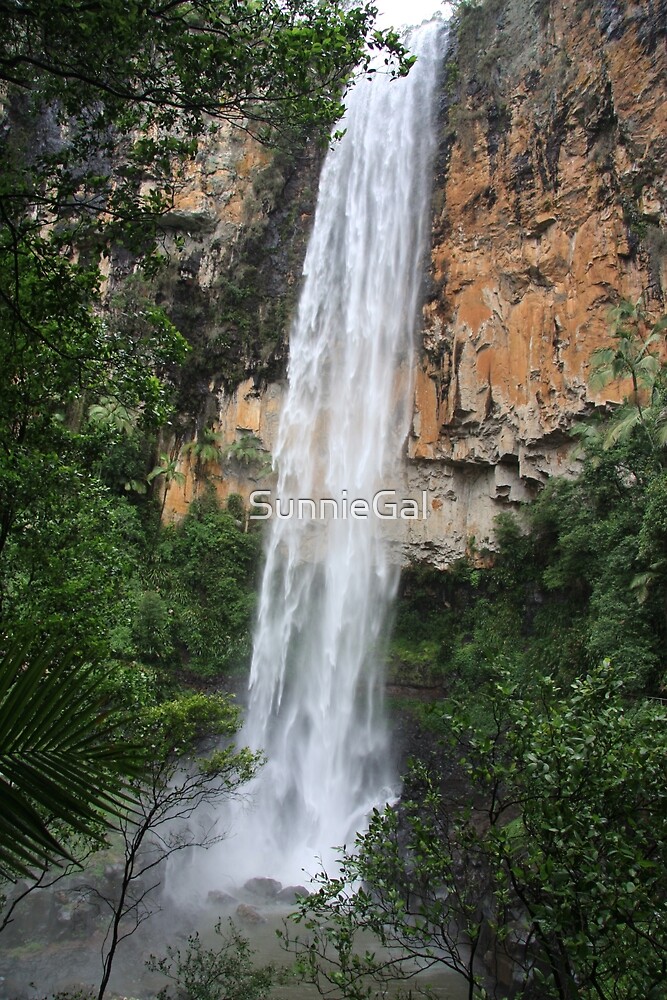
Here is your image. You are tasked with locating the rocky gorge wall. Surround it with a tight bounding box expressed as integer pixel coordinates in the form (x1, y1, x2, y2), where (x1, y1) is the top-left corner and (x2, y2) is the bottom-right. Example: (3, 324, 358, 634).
(161, 0, 667, 568)
(405, 0, 667, 565)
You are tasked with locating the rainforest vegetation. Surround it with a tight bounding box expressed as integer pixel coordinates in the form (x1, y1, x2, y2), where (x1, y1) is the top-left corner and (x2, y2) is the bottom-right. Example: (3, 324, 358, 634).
(0, 0, 666, 999)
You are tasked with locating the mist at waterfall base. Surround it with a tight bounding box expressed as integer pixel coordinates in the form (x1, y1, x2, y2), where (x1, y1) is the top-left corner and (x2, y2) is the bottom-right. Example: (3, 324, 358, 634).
(172, 21, 444, 901)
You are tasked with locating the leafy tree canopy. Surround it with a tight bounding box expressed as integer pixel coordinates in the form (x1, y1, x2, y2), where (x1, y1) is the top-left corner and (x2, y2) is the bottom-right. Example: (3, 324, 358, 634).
(0, 0, 412, 142)
(0, 0, 413, 302)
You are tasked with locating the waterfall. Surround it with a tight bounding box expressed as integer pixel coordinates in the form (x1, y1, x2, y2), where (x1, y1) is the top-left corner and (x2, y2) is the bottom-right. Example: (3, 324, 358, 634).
(226, 20, 443, 887)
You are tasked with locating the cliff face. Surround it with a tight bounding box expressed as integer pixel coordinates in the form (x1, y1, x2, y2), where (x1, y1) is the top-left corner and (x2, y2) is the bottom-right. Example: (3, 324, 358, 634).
(111, 121, 321, 431)
(406, 0, 667, 565)
(163, 0, 667, 567)
(132, 124, 316, 517)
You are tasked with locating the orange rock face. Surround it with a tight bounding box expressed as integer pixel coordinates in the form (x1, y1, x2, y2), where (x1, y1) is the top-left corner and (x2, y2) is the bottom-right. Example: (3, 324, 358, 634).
(405, 0, 667, 564)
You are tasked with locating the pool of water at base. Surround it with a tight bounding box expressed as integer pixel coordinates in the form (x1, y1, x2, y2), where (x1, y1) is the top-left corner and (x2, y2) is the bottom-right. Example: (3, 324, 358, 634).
(183, 905, 471, 1000)
(0, 900, 471, 1000)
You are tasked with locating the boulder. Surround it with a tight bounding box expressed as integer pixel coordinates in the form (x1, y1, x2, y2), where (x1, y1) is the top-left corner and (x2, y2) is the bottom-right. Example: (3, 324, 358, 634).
(243, 877, 282, 900)
(235, 903, 266, 925)
(276, 885, 309, 905)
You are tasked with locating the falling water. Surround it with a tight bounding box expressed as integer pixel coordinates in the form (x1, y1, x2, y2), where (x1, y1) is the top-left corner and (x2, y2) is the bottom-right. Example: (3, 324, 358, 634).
(225, 20, 443, 887)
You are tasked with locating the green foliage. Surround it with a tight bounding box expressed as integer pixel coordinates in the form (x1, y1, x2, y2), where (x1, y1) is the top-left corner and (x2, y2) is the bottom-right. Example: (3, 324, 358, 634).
(388, 566, 459, 686)
(144, 692, 242, 757)
(132, 591, 175, 665)
(141, 492, 260, 678)
(148, 453, 186, 489)
(1, 475, 147, 660)
(490, 474, 663, 689)
(460, 661, 667, 998)
(1, 418, 259, 682)
(148, 918, 283, 1000)
(587, 301, 667, 456)
(288, 661, 667, 1000)
(0, 241, 188, 661)
(183, 427, 226, 476)
(0, 633, 142, 880)
(88, 397, 137, 437)
(391, 557, 528, 696)
(589, 301, 662, 391)
(97, 660, 160, 717)
(226, 493, 247, 523)
(0, 0, 412, 150)
(225, 435, 272, 472)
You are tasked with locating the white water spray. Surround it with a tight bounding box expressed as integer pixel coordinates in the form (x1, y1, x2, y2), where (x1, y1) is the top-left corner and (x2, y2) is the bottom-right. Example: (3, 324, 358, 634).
(225, 21, 443, 887)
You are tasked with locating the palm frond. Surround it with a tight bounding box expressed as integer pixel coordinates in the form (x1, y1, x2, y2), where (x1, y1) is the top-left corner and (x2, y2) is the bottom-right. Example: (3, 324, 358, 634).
(630, 562, 667, 604)
(148, 453, 186, 487)
(635, 354, 660, 387)
(610, 299, 639, 325)
(569, 421, 602, 460)
(603, 408, 641, 449)
(0, 635, 142, 880)
(197, 443, 223, 465)
(588, 349, 616, 392)
(655, 417, 667, 448)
